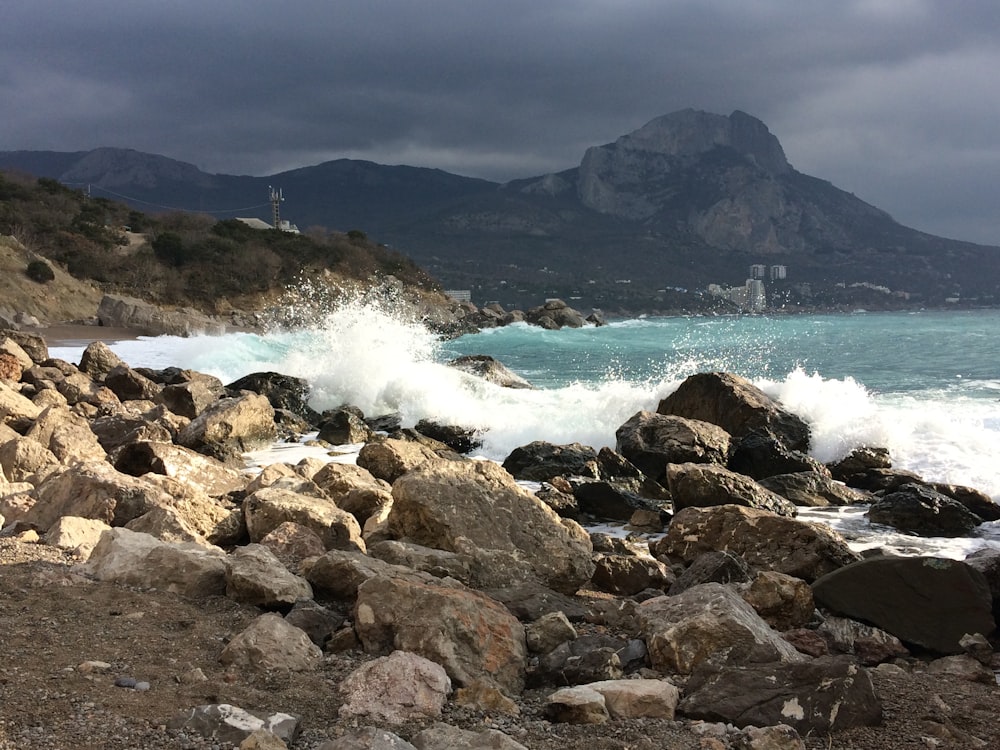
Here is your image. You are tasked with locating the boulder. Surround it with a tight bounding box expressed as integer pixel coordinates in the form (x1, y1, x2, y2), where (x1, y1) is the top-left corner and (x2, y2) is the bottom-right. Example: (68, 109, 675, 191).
(569, 479, 665, 522)
(78, 340, 125, 380)
(27, 462, 171, 531)
(964, 548, 1000, 623)
(27, 405, 107, 463)
(816, 615, 909, 666)
(243, 485, 364, 553)
(410, 724, 529, 750)
(368, 539, 475, 585)
(44, 515, 111, 557)
(388, 460, 595, 594)
(0, 434, 59, 483)
(226, 371, 320, 427)
(657, 372, 810, 451)
(637, 583, 806, 674)
(728, 430, 829, 480)
(530, 635, 644, 687)
(525, 299, 585, 329)
(826, 446, 892, 480)
(304, 548, 434, 600)
(545, 686, 609, 724)
(591, 553, 674, 596)
(586, 678, 680, 720)
(669, 550, 753, 595)
(178, 393, 277, 461)
(0, 352, 24, 382)
(225, 543, 313, 608)
(317, 408, 373, 445)
(501, 441, 599, 482)
(97, 294, 225, 337)
(738, 571, 815, 631)
(155, 372, 225, 419)
(413, 419, 482, 454)
(485, 582, 590, 623)
(525, 611, 577, 655)
(84, 527, 228, 598)
(615, 410, 730, 481)
(132, 474, 244, 546)
(666, 463, 798, 517)
(679, 656, 882, 732)
(338, 651, 451, 723)
(0, 380, 41, 426)
(929, 482, 1000, 522)
(103, 364, 161, 402)
(758, 471, 869, 507)
(867, 483, 982, 537)
(166, 705, 300, 746)
(114, 440, 246, 496)
(654, 505, 861, 583)
(447, 354, 535, 389)
(90, 412, 175, 454)
(355, 575, 527, 696)
(0, 330, 48, 365)
(56, 371, 119, 407)
(811, 556, 995, 654)
(315, 728, 416, 750)
(218, 613, 322, 672)
(125, 505, 211, 545)
(356, 437, 458, 484)
(283, 599, 345, 648)
(259, 521, 326, 572)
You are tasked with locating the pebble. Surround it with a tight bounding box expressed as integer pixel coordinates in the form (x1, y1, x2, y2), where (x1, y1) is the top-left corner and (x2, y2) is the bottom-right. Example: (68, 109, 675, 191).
(114, 677, 137, 689)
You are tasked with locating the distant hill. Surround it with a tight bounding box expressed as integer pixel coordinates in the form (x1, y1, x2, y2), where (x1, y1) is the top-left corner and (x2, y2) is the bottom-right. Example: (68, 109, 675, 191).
(5, 109, 1000, 313)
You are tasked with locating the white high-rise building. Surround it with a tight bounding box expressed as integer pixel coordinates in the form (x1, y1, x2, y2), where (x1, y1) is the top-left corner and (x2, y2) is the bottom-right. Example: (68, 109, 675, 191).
(750, 264, 767, 279)
(746, 279, 766, 311)
(770, 264, 787, 280)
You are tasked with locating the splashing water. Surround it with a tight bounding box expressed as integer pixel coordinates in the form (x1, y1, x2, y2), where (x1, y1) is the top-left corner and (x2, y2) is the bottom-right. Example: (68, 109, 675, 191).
(50, 301, 1000, 499)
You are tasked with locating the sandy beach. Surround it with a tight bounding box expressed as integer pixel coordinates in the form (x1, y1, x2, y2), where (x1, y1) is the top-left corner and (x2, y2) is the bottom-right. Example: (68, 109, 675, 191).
(31, 323, 145, 348)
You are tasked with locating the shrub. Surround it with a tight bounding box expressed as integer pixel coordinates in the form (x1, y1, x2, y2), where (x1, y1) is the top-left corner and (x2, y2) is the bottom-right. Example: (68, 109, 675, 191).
(25, 260, 55, 283)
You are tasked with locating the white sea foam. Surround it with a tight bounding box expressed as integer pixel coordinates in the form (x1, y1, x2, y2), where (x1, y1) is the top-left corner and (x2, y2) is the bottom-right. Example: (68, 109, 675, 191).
(49, 300, 1000, 501)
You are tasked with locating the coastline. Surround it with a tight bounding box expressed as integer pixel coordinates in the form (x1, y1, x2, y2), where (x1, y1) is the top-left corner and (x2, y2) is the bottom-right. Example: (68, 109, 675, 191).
(32, 323, 146, 348)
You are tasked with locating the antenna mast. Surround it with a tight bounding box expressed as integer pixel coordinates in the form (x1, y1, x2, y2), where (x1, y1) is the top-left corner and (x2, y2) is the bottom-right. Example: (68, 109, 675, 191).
(269, 186, 284, 230)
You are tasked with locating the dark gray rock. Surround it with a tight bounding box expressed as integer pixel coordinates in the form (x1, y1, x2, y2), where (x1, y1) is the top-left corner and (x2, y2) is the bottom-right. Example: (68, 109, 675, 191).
(728, 430, 829, 480)
(447, 354, 535, 389)
(867, 483, 982, 537)
(226, 371, 320, 427)
(679, 656, 882, 732)
(666, 462, 798, 517)
(759, 471, 870, 507)
(827, 446, 892, 480)
(318, 408, 374, 445)
(591, 553, 674, 596)
(668, 550, 753, 595)
(615, 410, 730, 482)
(657, 371, 810, 452)
(812, 556, 996, 654)
(414, 419, 482, 454)
(501, 441, 599, 482)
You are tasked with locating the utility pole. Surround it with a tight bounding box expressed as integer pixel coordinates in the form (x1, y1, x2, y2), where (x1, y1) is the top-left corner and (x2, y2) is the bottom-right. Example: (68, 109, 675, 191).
(269, 186, 283, 230)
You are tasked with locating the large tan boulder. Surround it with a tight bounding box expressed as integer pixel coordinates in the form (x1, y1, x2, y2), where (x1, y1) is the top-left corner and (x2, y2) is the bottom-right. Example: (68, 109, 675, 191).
(113, 440, 247, 496)
(0, 434, 59, 483)
(44, 516, 112, 557)
(56, 371, 119, 407)
(136, 474, 244, 546)
(388, 460, 594, 594)
(311, 462, 393, 525)
(0, 380, 41, 426)
(178, 392, 276, 459)
(339, 651, 451, 724)
(218, 613, 322, 672)
(355, 575, 527, 696)
(225, 543, 312, 608)
(243, 485, 364, 552)
(26, 462, 172, 531)
(637, 583, 806, 674)
(155, 371, 225, 419)
(27, 405, 107, 464)
(78, 340, 126, 380)
(666, 462, 797, 517)
(84, 527, 228, 597)
(653, 504, 861, 583)
(356, 437, 458, 484)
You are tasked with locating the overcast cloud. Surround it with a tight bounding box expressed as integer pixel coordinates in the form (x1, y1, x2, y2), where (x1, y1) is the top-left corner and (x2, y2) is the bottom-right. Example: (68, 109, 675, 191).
(2, 0, 999, 244)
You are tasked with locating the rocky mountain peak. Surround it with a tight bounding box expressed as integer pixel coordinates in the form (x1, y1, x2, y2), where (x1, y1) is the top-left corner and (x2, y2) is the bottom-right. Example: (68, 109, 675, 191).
(623, 109, 790, 175)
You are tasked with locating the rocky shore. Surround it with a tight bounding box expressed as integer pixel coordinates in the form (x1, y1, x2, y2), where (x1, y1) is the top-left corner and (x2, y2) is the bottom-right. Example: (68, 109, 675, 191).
(2, 329, 1000, 750)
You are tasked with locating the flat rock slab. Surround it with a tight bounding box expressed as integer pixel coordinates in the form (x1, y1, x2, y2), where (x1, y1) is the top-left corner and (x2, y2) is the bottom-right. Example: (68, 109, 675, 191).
(812, 556, 995, 654)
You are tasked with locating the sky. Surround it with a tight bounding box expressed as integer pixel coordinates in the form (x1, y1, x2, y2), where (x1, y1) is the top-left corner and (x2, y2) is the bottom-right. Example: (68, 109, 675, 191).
(2, 0, 1000, 245)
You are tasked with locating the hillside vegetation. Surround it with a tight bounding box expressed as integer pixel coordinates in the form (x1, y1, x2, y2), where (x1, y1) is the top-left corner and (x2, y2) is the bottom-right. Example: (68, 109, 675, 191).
(0, 170, 442, 323)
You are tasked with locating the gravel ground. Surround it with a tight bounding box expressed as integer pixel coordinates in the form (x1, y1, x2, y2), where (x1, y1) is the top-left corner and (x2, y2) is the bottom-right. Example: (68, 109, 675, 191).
(2, 536, 1000, 750)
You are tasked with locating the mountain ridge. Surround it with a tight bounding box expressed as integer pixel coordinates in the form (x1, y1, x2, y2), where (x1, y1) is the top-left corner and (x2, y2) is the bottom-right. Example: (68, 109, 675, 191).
(3, 109, 999, 312)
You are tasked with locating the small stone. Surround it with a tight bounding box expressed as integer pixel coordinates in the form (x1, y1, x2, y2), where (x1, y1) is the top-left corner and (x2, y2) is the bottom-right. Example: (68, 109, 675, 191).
(78, 660, 112, 674)
(114, 677, 137, 689)
(135, 681, 151, 691)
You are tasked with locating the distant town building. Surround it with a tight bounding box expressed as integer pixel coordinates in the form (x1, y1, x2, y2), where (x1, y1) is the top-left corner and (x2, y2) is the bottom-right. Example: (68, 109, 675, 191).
(750, 264, 767, 279)
(746, 279, 766, 311)
(445, 289, 472, 302)
(769, 264, 787, 280)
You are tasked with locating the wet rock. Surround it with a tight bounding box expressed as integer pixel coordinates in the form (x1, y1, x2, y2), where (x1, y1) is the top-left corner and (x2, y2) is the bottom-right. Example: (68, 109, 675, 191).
(666, 463, 797, 517)
(758, 471, 870, 507)
(447, 354, 535, 389)
(868, 483, 983, 537)
(615, 410, 731, 482)
(501, 441, 600, 482)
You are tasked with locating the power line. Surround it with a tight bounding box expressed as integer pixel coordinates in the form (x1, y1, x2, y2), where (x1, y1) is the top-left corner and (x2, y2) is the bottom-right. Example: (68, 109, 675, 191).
(62, 182, 271, 215)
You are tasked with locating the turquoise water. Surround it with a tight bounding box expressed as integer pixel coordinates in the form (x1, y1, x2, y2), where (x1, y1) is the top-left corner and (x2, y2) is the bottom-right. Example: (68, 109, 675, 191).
(50, 306, 1000, 499)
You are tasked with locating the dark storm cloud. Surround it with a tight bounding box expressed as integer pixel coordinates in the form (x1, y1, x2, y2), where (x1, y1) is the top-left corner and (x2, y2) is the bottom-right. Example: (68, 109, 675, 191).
(3, 0, 1000, 243)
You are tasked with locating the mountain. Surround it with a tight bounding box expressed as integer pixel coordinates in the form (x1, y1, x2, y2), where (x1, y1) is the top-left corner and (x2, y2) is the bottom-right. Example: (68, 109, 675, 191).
(4, 110, 999, 312)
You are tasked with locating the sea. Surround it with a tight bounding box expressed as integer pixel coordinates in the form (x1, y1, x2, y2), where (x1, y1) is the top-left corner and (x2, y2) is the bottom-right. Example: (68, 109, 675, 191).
(49, 300, 1000, 559)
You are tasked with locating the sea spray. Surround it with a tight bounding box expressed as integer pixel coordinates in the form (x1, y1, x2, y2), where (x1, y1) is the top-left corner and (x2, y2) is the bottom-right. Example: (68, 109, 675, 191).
(49, 304, 1000, 500)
